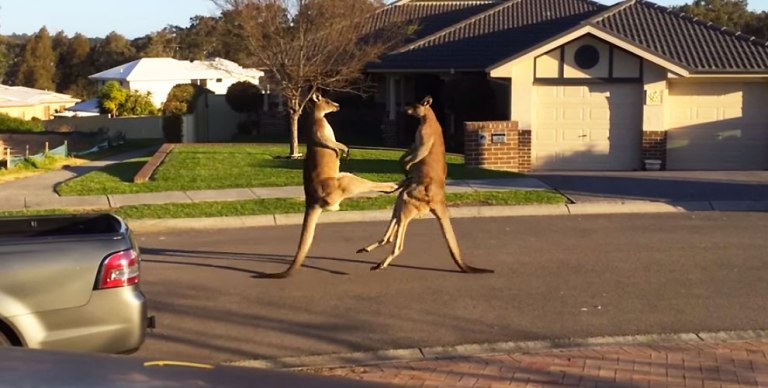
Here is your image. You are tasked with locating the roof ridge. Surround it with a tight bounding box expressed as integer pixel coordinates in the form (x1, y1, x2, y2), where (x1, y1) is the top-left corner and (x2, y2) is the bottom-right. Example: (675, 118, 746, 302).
(634, 0, 768, 48)
(586, 0, 636, 24)
(391, 0, 522, 54)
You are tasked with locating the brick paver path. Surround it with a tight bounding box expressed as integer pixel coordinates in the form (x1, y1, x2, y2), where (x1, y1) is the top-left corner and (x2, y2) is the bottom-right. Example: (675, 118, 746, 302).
(311, 340, 768, 387)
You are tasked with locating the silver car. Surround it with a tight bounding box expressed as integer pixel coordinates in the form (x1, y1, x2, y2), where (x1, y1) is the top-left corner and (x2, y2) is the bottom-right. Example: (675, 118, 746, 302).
(0, 214, 148, 353)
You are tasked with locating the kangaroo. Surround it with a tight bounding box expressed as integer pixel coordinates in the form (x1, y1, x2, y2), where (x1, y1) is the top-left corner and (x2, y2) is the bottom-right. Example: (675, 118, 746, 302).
(357, 96, 494, 273)
(263, 92, 401, 278)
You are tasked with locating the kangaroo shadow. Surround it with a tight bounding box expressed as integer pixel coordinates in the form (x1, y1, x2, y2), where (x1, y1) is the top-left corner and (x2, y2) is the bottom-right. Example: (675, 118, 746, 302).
(139, 247, 461, 279)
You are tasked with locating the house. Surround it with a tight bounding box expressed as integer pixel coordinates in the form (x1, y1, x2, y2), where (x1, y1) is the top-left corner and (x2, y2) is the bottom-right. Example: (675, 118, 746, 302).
(0, 85, 80, 120)
(88, 57, 266, 108)
(367, 0, 768, 171)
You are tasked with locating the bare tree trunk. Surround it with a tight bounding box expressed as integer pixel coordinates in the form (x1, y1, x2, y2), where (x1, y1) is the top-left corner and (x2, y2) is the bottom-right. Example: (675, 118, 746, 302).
(287, 95, 303, 159)
(289, 110, 301, 159)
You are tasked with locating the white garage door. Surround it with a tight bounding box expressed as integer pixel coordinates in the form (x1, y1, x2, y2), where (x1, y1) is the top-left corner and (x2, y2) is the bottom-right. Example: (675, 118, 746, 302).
(533, 84, 642, 170)
(667, 82, 768, 170)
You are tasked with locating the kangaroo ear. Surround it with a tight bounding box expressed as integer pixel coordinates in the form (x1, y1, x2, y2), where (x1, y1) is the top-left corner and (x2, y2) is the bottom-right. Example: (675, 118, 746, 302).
(311, 92, 321, 102)
(421, 96, 433, 107)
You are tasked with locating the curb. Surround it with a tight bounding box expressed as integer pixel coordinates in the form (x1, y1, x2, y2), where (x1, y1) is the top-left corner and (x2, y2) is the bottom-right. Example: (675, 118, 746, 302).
(123, 200, 736, 233)
(224, 329, 768, 370)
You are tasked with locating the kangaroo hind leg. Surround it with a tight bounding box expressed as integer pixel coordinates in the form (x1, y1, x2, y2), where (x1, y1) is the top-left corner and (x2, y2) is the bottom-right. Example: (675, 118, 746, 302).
(431, 204, 494, 274)
(262, 206, 322, 278)
(357, 191, 405, 253)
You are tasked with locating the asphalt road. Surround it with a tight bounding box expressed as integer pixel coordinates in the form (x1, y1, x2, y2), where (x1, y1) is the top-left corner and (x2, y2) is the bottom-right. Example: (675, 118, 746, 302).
(132, 211, 768, 364)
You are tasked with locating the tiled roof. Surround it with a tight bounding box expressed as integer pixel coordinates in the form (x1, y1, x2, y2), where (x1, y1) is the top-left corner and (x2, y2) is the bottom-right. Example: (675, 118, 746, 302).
(369, 0, 606, 71)
(369, 0, 768, 73)
(368, 0, 503, 44)
(593, 0, 768, 72)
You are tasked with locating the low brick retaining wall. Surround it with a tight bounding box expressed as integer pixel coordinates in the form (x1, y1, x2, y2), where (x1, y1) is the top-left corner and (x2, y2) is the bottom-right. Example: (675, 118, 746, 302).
(133, 143, 175, 183)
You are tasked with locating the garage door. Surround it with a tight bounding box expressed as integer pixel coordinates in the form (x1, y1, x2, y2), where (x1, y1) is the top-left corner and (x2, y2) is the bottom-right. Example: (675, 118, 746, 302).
(667, 82, 768, 170)
(533, 84, 642, 170)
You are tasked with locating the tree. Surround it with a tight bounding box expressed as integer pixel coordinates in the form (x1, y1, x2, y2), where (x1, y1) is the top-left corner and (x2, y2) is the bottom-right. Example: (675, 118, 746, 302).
(121, 90, 159, 116)
(133, 28, 180, 58)
(225, 81, 263, 113)
(176, 16, 223, 60)
(16, 27, 56, 90)
(225, 81, 264, 134)
(98, 80, 128, 116)
(60, 33, 95, 98)
(161, 83, 211, 142)
(672, 0, 752, 31)
(213, 0, 410, 158)
(90, 32, 136, 72)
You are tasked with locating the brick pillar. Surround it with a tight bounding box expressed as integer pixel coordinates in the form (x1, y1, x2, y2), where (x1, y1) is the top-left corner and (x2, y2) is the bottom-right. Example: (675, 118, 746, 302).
(464, 121, 529, 172)
(381, 119, 397, 147)
(642, 130, 667, 170)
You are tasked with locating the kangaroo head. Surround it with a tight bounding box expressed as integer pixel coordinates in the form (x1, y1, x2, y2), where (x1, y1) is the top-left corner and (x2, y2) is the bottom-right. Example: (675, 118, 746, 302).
(405, 96, 433, 118)
(312, 92, 340, 116)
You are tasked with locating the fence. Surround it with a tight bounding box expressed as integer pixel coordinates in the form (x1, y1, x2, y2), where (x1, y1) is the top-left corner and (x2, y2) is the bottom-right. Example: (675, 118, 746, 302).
(44, 115, 164, 139)
(2, 141, 69, 169)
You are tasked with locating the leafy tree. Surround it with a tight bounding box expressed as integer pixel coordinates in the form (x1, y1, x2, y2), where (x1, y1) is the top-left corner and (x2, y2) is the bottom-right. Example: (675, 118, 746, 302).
(213, 0, 411, 158)
(133, 28, 180, 58)
(225, 81, 263, 114)
(121, 90, 159, 116)
(98, 80, 128, 116)
(743, 11, 768, 39)
(672, 0, 752, 31)
(161, 83, 211, 142)
(16, 27, 56, 90)
(162, 83, 210, 115)
(0, 36, 15, 84)
(225, 81, 264, 134)
(176, 16, 223, 60)
(60, 33, 95, 98)
(90, 32, 137, 72)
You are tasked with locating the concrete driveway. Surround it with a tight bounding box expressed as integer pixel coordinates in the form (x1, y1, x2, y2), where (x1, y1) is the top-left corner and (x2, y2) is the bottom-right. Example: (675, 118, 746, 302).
(531, 171, 768, 203)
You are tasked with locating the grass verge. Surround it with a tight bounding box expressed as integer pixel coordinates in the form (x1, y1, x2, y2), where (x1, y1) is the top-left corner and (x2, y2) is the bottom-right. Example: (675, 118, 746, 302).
(0, 190, 566, 220)
(56, 144, 523, 196)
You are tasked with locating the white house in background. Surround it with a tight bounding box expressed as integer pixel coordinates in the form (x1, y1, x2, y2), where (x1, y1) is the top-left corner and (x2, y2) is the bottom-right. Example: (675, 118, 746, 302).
(88, 57, 265, 108)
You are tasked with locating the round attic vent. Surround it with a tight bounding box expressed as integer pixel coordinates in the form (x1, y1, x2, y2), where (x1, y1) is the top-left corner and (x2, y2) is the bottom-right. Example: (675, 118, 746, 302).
(574, 44, 600, 70)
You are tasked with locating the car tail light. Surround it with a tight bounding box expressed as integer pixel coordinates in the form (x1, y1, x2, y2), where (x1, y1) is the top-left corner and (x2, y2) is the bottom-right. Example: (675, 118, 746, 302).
(97, 249, 140, 289)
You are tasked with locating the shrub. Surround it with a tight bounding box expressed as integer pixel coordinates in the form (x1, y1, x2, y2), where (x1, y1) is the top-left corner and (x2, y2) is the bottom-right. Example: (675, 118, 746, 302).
(161, 84, 211, 143)
(162, 83, 210, 116)
(121, 90, 159, 116)
(0, 113, 45, 133)
(225, 81, 263, 115)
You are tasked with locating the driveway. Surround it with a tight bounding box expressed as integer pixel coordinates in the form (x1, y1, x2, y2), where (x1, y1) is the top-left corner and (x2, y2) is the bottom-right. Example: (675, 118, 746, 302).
(531, 171, 768, 203)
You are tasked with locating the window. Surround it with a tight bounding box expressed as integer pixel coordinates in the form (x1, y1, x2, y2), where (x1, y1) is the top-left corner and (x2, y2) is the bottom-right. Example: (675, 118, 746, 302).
(574, 44, 600, 70)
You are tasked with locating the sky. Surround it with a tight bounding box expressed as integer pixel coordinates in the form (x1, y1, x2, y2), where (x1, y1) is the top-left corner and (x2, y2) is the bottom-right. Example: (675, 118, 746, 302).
(0, 0, 216, 38)
(0, 0, 767, 39)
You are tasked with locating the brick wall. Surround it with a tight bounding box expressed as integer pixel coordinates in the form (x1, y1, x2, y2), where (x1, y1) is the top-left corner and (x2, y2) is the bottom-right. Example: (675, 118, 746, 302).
(642, 130, 667, 170)
(464, 121, 530, 172)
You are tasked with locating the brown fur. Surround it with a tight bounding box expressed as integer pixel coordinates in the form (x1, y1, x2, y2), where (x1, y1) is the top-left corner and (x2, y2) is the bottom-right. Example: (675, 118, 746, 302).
(263, 92, 400, 278)
(357, 96, 494, 273)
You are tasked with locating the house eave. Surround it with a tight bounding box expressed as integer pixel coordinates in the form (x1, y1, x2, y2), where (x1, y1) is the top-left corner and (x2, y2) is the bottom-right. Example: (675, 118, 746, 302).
(366, 67, 486, 74)
(487, 24, 692, 78)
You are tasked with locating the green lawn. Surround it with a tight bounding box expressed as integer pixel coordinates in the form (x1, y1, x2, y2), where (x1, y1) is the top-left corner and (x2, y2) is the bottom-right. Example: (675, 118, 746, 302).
(0, 190, 566, 220)
(56, 144, 523, 196)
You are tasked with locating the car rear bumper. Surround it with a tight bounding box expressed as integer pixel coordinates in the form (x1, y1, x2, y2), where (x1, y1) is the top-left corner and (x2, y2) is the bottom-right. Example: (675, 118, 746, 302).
(8, 285, 147, 354)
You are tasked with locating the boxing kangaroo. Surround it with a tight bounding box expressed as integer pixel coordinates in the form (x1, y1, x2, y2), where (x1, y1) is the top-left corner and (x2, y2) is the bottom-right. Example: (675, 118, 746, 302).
(263, 92, 400, 278)
(357, 96, 494, 273)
